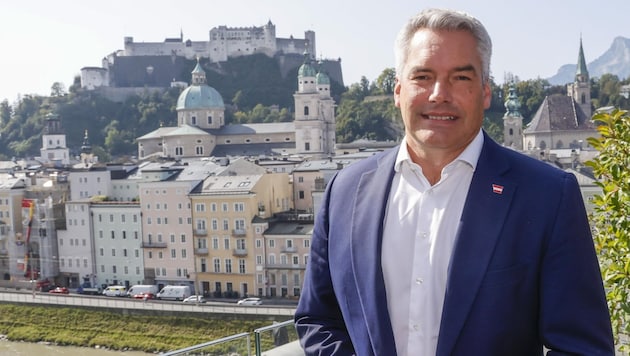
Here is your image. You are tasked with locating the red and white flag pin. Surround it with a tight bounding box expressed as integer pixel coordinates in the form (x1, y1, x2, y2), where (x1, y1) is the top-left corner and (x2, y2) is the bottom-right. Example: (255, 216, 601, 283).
(492, 184, 504, 195)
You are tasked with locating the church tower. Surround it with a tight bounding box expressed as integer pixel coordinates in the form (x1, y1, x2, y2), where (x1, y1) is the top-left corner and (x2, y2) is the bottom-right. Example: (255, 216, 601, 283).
(502, 83, 523, 150)
(40, 112, 70, 165)
(568, 37, 592, 118)
(293, 53, 336, 157)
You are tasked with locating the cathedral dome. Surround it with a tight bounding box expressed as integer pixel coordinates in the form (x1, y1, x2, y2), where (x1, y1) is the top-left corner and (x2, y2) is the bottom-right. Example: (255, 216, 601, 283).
(176, 84, 224, 110)
(316, 71, 330, 85)
(298, 62, 317, 78)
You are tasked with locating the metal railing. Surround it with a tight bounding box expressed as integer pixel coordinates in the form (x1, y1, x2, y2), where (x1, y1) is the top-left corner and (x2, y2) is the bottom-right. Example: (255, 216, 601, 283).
(160, 332, 250, 356)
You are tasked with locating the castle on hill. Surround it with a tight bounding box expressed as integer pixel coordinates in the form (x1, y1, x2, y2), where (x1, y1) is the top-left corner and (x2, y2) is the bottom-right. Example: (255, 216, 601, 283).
(80, 20, 343, 97)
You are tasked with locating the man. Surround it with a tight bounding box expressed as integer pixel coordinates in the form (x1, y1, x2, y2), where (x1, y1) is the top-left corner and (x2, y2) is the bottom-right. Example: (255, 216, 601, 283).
(294, 8, 614, 356)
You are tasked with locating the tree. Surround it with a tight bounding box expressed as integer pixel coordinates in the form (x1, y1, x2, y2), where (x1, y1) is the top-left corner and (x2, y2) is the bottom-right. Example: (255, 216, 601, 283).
(586, 108, 630, 350)
(374, 68, 396, 95)
(51, 82, 67, 97)
(0, 100, 10, 126)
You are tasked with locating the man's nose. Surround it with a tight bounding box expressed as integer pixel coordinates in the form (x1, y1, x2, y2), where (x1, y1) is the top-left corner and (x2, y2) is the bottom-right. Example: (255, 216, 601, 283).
(428, 81, 452, 102)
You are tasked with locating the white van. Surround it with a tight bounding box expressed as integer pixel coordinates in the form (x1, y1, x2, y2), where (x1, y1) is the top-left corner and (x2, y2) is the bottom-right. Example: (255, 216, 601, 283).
(126, 285, 159, 298)
(156, 285, 191, 301)
(103, 285, 127, 297)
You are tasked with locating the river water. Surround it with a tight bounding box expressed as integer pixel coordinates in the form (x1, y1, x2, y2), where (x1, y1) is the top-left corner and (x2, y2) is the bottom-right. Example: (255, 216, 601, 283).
(0, 340, 150, 355)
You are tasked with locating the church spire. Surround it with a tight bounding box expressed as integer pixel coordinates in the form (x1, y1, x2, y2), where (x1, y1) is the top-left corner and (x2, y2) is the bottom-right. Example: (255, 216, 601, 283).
(576, 36, 589, 83)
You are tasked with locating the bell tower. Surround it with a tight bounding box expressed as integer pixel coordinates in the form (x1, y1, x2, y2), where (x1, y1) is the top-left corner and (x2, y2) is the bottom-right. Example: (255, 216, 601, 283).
(503, 83, 523, 150)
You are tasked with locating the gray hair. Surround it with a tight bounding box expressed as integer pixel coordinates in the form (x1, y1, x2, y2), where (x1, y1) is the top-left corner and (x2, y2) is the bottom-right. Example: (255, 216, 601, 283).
(394, 8, 492, 84)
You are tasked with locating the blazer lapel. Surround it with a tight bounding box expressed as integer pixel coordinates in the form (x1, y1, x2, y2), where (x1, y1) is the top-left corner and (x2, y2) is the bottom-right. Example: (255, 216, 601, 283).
(350, 149, 398, 354)
(437, 137, 516, 356)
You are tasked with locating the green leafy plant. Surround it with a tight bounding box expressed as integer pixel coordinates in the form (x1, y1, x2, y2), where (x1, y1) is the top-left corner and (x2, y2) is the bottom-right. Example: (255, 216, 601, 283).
(586, 108, 630, 350)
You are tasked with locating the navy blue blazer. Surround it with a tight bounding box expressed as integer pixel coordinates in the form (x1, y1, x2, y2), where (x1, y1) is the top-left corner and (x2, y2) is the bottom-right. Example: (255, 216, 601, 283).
(295, 133, 614, 355)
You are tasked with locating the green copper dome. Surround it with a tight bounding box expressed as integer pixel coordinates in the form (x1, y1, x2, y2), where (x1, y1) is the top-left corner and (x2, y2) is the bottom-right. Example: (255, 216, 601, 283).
(177, 58, 225, 110)
(176, 84, 224, 110)
(298, 62, 317, 78)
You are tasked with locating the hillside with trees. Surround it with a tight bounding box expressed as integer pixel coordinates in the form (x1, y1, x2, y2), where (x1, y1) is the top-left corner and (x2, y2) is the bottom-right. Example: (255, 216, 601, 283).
(1, 57, 629, 161)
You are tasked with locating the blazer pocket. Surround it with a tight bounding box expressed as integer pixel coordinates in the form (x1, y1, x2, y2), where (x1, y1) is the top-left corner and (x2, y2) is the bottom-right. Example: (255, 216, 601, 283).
(480, 264, 527, 288)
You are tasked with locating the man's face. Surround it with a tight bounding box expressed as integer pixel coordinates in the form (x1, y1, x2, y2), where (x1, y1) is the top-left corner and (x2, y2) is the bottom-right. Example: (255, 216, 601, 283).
(394, 29, 491, 160)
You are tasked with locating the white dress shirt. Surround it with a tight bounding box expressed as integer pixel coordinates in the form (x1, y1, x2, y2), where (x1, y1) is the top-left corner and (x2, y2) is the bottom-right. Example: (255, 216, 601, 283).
(381, 130, 483, 356)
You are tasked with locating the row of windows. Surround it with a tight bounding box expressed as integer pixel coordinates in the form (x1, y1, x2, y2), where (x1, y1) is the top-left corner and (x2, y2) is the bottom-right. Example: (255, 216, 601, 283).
(99, 248, 140, 258)
(208, 258, 247, 274)
(97, 214, 139, 223)
(257, 272, 301, 287)
(98, 230, 139, 239)
(77, 176, 102, 184)
(197, 237, 246, 250)
(0, 199, 9, 205)
(195, 218, 245, 231)
(155, 267, 189, 277)
(257, 254, 309, 265)
(0, 211, 8, 218)
(195, 202, 245, 213)
(145, 249, 188, 259)
(256, 239, 310, 249)
(174, 146, 204, 156)
(100, 265, 141, 275)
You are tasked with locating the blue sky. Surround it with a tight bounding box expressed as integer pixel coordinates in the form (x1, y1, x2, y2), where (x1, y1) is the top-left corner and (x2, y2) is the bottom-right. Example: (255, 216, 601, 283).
(1, 0, 629, 103)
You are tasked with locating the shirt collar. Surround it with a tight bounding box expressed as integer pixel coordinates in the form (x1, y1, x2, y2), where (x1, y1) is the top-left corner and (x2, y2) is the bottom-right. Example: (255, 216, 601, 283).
(394, 129, 484, 172)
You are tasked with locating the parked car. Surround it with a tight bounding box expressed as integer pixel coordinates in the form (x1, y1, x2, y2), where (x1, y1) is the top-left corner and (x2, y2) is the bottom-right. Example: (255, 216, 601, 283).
(237, 297, 262, 306)
(49, 286, 69, 294)
(156, 285, 191, 301)
(102, 285, 127, 297)
(183, 295, 206, 303)
(132, 292, 155, 300)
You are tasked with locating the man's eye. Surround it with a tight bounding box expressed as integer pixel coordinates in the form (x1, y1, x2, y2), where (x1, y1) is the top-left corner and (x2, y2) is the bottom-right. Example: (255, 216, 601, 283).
(455, 75, 472, 81)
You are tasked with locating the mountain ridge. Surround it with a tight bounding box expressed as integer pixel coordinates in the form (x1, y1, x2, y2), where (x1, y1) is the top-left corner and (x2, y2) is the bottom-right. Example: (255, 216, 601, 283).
(548, 36, 630, 85)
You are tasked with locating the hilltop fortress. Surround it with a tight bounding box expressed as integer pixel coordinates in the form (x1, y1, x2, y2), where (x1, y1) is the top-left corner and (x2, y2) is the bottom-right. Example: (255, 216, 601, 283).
(81, 20, 343, 98)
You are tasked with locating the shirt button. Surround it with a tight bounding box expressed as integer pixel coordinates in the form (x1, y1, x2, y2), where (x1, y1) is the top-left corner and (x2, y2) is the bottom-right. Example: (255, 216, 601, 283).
(413, 324, 420, 331)
(416, 277, 424, 284)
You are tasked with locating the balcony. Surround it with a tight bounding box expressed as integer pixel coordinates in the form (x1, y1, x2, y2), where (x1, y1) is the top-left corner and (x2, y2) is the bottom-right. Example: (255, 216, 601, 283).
(141, 241, 167, 248)
(195, 248, 209, 255)
(233, 248, 248, 257)
(194, 229, 208, 236)
(232, 229, 246, 237)
(281, 246, 298, 253)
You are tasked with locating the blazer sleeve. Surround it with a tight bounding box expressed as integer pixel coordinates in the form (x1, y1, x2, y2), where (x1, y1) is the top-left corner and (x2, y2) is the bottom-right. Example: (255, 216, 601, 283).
(294, 174, 357, 355)
(540, 172, 614, 355)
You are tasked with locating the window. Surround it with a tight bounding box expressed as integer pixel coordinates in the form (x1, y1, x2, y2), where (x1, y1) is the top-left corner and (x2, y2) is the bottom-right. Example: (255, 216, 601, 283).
(181, 234, 186, 243)
(225, 259, 232, 273)
(223, 219, 229, 230)
(222, 203, 228, 212)
(256, 255, 263, 265)
(170, 234, 175, 243)
(305, 142, 310, 151)
(239, 259, 246, 274)
(195, 203, 206, 212)
(181, 249, 187, 258)
(304, 239, 310, 248)
(298, 176, 304, 183)
(171, 249, 176, 258)
(112, 249, 116, 257)
(195, 146, 204, 155)
(224, 238, 230, 250)
(212, 219, 218, 230)
(213, 237, 219, 250)
(304, 106, 309, 116)
(269, 239, 275, 248)
(214, 258, 221, 273)
(256, 239, 262, 248)
(234, 202, 244, 212)
(299, 191, 305, 199)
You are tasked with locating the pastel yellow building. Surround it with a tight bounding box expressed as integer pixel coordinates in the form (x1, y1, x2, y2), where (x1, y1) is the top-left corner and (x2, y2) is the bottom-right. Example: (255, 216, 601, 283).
(190, 172, 291, 298)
